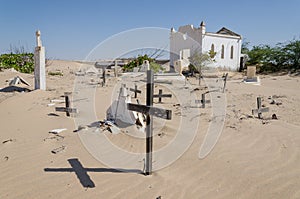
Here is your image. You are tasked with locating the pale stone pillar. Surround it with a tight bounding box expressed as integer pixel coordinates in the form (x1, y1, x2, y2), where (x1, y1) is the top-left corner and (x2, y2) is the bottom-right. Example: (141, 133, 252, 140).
(34, 30, 46, 90)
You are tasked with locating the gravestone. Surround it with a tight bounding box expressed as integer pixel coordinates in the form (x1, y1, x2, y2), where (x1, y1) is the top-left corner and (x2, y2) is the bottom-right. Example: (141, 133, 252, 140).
(247, 66, 256, 79)
(244, 66, 259, 83)
(34, 30, 46, 90)
(106, 84, 136, 125)
(174, 60, 183, 74)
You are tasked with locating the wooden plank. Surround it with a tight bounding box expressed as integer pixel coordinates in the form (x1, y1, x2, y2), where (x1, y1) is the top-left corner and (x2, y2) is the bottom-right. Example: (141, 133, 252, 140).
(55, 107, 78, 113)
(252, 107, 269, 114)
(127, 103, 172, 120)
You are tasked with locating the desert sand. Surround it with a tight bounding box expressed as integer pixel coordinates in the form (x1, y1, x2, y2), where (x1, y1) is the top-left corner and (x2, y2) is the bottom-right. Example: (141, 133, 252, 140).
(0, 60, 299, 198)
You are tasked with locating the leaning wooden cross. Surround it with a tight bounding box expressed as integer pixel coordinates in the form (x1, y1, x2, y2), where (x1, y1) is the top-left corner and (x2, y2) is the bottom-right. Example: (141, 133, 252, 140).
(55, 92, 78, 117)
(252, 97, 269, 119)
(222, 73, 228, 93)
(130, 84, 142, 98)
(153, 89, 172, 103)
(127, 70, 172, 176)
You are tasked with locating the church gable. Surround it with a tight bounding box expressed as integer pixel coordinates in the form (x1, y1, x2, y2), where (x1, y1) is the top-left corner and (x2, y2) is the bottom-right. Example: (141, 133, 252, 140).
(216, 27, 241, 37)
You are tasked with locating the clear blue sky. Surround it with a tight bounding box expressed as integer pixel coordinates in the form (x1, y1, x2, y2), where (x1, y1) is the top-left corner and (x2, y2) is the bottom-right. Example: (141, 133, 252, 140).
(1, 0, 300, 60)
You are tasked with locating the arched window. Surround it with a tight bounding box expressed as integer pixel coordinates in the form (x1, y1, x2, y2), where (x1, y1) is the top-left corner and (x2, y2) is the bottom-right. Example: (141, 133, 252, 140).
(230, 46, 234, 59)
(210, 44, 215, 58)
(221, 45, 225, 59)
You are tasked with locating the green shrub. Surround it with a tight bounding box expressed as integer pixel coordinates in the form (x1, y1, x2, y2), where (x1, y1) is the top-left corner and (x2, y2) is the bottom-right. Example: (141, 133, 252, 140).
(0, 53, 34, 73)
(48, 71, 63, 76)
(123, 54, 154, 72)
(123, 54, 164, 73)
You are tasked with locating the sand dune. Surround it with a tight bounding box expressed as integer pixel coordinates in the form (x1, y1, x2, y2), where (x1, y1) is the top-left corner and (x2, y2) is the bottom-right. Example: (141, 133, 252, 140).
(0, 60, 299, 198)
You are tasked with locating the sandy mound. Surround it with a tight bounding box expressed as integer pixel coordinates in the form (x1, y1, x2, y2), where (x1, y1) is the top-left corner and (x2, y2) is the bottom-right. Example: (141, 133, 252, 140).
(0, 61, 299, 198)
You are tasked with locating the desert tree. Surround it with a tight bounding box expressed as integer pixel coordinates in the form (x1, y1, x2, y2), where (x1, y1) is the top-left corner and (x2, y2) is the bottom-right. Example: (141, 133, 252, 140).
(189, 49, 212, 85)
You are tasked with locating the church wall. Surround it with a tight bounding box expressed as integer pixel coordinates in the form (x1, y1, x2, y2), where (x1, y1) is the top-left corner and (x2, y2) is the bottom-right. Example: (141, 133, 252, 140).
(202, 35, 241, 70)
(170, 23, 242, 71)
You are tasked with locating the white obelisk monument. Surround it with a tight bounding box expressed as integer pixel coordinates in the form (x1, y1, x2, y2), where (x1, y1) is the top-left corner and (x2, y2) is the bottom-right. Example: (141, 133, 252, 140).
(34, 30, 46, 90)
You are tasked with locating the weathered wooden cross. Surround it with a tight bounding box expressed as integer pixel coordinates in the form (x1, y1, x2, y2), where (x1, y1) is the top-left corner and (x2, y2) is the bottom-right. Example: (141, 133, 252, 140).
(252, 97, 269, 119)
(130, 84, 142, 98)
(222, 73, 228, 93)
(195, 93, 211, 108)
(153, 89, 172, 103)
(127, 70, 172, 175)
(55, 92, 78, 117)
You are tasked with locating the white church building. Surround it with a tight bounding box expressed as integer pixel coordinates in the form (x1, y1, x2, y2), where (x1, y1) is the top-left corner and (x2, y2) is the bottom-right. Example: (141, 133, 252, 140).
(170, 21, 242, 72)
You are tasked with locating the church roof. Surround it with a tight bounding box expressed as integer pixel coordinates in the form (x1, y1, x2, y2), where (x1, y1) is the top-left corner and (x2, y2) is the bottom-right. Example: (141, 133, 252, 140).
(216, 27, 241, 37)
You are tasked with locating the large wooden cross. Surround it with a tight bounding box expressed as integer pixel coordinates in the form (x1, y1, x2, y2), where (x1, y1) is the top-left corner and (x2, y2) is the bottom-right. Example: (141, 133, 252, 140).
(153, 89, 172, 103)
(127, 70, 172, 175)
(130, 84, 142, 98)
(252, 97, 269, 119)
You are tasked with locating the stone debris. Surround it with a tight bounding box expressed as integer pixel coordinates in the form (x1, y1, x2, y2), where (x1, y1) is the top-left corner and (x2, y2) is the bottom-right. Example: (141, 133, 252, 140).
(272, 114, 278, 120)
(49, 128, 67, 134)
(50, 99, 65, 103)
(2, 139, 16, 144)
(100, 120, 121, 134)
(44, 134, 64, 141)
(51, 146, 66, 154)
(9, 76, 31, 86)
(73, 125, 89, 132)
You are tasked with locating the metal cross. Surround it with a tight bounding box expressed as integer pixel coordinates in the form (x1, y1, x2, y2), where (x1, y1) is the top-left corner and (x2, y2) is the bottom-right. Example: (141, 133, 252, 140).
(252, 97, 269, 119)
(55, 92, 78, 116)
(127, 70, 172, 175)
(153, 89, 172, 103)
(130, 84, 142, 98)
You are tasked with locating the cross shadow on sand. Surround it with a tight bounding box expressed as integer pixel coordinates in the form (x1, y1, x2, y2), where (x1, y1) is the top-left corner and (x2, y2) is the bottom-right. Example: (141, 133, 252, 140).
(44, 158, 142, 188)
